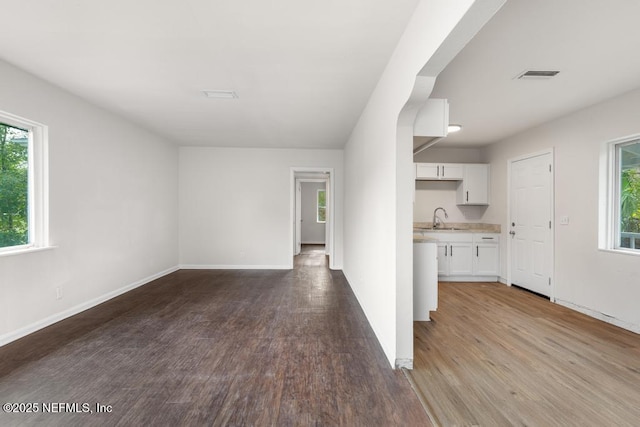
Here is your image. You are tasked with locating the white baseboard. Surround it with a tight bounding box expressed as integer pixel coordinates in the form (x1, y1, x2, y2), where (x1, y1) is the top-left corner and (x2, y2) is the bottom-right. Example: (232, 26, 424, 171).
(439, 275, 500, 282)
(301, 241, 326, 245)
(0, 266, 179, 348)
(179, 264, 291, 270)
(555, 299, 640, 334)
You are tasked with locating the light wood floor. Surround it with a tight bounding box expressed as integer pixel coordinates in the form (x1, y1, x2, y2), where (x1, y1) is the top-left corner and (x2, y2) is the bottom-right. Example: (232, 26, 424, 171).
(0, 251, 430, 426)
(408, 282, 640, 427)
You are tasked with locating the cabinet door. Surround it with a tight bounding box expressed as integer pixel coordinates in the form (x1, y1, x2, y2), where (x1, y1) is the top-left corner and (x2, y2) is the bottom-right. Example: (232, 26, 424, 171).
(473, 243, 500, 276)
(458, 164, 490, 205)
(449, 242, 473, 275)
(436, 242, 448, 275)
(416, 163, 464, 180)
(440, 163, 464, 180)
(416, 163, 439, 180)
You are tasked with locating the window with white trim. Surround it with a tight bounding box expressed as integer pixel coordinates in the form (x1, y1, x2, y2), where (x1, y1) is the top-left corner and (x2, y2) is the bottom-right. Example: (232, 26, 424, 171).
(0, 111, 48, 253)
(602, 136, 640, 252)
(317, 189, 326, 223)
(616, 139, 640, 250)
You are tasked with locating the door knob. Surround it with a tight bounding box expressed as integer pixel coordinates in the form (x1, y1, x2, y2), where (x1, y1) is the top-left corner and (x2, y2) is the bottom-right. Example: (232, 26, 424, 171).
(509, 230, 516, 236)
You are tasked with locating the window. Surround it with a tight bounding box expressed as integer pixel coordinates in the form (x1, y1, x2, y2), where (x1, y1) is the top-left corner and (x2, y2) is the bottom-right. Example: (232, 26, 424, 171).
(317, 189, 326, 223)
(0, 111, 48, 253)
(1, 122, 29, 248)
(617, 139, 640, 250)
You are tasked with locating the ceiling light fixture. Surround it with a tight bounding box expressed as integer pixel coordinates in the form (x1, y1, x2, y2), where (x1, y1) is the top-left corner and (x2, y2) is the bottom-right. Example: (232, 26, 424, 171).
(203, 90, 239, 99)
(447, 124, 462, 133)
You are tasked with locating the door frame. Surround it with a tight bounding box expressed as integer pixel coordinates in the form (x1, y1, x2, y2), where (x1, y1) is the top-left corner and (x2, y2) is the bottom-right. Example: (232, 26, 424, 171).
(506, 148, 555, 301)
(289, 167, 335, 269)
(295, 178, 328, 251)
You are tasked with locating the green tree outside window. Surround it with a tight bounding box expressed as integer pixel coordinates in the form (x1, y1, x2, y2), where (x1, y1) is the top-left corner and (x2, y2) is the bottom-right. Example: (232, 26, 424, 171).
(0, 122, 29, 248)
(620, 142, 640, 248)
(317, 189, 326, 223)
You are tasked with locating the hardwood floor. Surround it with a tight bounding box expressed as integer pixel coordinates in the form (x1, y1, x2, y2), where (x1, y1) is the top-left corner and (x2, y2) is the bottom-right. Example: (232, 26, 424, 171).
(0, 252, 431, 426)
(296, 244, 327, 267)
(409, 282, 640, 427)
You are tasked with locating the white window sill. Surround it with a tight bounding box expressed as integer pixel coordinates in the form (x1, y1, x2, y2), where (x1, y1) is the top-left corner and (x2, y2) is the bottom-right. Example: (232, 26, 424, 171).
(0, 245, 57, 258)
(598, 248, 640, 257)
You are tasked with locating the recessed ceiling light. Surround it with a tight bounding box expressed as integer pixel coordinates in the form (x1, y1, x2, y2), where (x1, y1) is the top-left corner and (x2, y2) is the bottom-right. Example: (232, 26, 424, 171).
(448, 124, 462, 133)
(203, 90, 238, 99)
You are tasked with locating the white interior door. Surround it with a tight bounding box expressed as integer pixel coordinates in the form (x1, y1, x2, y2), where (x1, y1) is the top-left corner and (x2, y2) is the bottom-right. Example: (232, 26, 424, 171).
(509, 152, 553, 296)
(295, 180, 302, 255)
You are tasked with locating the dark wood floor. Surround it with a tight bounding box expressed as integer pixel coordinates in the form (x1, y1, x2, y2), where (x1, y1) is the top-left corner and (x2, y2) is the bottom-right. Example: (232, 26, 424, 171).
(409, 282, 640, 427)
(0, 249, 430, 426)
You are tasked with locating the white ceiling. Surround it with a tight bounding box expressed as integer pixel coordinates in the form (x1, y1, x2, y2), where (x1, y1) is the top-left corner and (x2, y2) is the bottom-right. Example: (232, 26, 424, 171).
(0, 0, 420, 148)
(428, 0, 640, 148)
(5, 1, 639, 151)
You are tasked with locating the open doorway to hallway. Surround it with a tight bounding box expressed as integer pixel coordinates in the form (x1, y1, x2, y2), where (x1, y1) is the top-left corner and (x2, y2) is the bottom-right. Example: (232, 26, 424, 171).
(299, 181, 326, 248)
(295, 244, 328, 267)
(291, 168, 334, 269)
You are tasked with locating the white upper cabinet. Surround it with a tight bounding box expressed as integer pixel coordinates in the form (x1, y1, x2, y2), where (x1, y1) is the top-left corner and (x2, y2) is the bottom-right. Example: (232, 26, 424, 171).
(415, 162, 491, 204)
(414, 99, 449, 137)
(416, 163, 464, 180)
(457, 164, 490, 205)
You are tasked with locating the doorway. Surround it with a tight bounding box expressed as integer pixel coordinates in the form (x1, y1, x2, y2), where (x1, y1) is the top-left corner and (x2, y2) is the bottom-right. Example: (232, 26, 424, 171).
(299, 181, 326, 247)
(508, 150, 554, 298)
(290, 168, 334, 269)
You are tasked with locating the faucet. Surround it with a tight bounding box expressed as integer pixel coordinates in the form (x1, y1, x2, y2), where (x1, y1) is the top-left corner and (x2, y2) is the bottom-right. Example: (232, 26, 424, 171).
(432, 207, 448, 229)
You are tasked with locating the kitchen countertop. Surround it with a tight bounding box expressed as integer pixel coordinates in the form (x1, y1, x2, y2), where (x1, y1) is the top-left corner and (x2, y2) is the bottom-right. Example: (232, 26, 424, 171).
(413, 222, 501, 233)
(413, 235, 438, 243)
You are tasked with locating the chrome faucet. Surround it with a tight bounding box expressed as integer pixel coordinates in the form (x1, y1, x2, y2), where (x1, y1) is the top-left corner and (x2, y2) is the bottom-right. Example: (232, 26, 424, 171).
(432, 207, 448, 229)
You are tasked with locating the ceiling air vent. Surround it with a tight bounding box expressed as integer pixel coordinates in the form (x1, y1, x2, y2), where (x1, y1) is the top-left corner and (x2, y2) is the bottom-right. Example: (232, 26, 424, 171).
(515, 70, 560, 80)
(203, 90, 238, 99)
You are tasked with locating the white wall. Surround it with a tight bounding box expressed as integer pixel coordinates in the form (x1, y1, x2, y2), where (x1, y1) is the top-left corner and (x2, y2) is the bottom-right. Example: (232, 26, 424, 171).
(413, 146, 483, 163)
(179, 147, 343, 269)
(343, 0, 478, 367)
(301, 182, 326, 244)
(482, 87, 640, 332)
(0, 60, 179, 344)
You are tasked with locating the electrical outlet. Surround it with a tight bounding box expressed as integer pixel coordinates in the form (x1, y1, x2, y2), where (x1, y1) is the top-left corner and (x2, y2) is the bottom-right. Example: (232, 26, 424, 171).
(56, 287, 62, 300)
(560, 216, 569, 225)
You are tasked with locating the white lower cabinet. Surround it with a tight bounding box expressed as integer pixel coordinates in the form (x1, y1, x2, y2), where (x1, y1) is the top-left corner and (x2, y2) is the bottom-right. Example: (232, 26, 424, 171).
(436, 243, 448, 276)
(448, 242, 474, 276)
(432, 234, 473, 277)
(427, 232, 499, 282)
(473, 234, 500, 276)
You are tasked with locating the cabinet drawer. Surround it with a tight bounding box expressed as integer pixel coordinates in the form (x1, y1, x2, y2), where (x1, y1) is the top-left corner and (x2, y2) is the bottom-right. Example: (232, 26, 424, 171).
(426, 232, 472, 242)
(473, 233, 499, 243)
